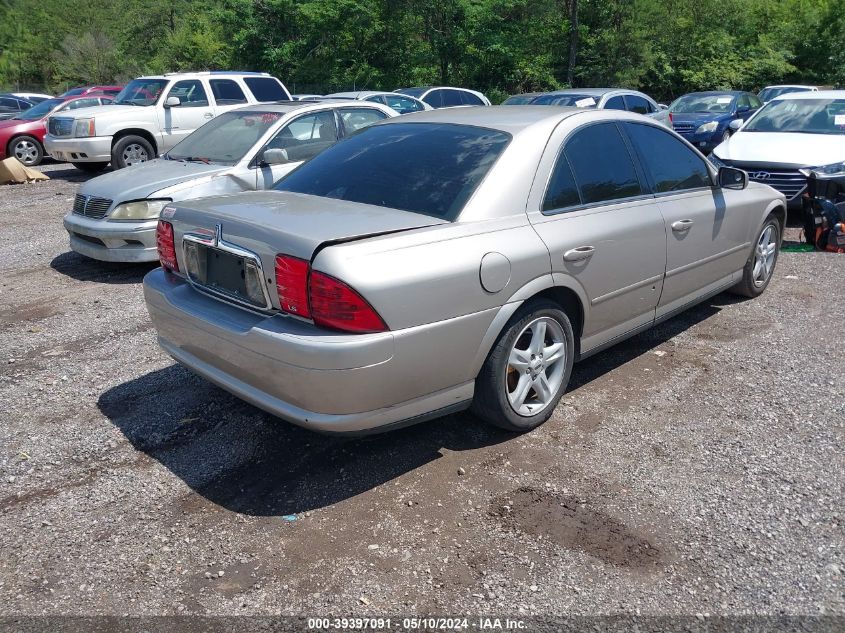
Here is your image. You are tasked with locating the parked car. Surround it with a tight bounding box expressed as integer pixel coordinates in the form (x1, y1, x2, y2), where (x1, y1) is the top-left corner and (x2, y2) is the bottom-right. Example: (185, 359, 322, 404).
(664, 91, 762, 154)
(291, 94, 323, 101)
(0, 94, 114, 166)
(144, 107, 785, 435)
(324, 91, 431, 114)
(758, 84, 818, 104)
(710, 90, 845, 210)
(64, 100, 396, 263)
(528, 88, 660, 115)
(10, 92, 53, 103)
(394, 86, 491, 108)
(45, 71, 292, 172)
(0, 94, 35, 121)
(501, 92, 543, 105)
(59, 85, 124, 98)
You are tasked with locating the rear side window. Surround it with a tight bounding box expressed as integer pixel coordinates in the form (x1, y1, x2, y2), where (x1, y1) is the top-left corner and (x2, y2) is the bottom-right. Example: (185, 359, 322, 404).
(382, 94, 424, 114)
(543, 153, 581, 212)
(625, 94, 652, 114)
(275, 122, 511, 220)
(210, 79, 247, 105)
(564, 123, 643, 204)
(244, 77, 289, 102)
(338, 107, 388, 134)
(442, 90, 464, 107)
(624, 122, 712, 193)
(460, 91, 484, 106)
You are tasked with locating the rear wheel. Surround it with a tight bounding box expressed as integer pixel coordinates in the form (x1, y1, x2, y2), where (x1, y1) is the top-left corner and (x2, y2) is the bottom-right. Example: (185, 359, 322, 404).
(730, 214, 781, 298)
(471, 299, 574, 432)
(9, 135, 43, 166)
(111, 135, 154, 169)
(71, 161, 108, 173)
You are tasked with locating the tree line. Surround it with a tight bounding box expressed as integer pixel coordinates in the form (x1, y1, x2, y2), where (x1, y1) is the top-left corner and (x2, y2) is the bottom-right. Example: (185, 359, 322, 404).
(0, 0, 841, 103)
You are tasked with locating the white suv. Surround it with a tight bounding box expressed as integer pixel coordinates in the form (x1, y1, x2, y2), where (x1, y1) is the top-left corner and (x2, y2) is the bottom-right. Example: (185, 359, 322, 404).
(44, 71, 291, 171)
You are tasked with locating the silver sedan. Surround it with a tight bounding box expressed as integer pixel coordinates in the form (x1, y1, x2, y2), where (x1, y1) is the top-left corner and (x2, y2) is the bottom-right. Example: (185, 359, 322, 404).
(144, 107, 785, 434)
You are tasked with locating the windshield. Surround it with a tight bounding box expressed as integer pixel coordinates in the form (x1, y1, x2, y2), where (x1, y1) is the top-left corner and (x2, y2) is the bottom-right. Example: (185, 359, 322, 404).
(502, 94, 536, 105)
(395, 87, 426, 98)
(113, 79, 168, 106)
(529, 94, 597, 107)
(274, 122, 511, 220)
(167, 110, 284, 164)
(670, 94, 736, 114)
(744, 98, 845, 135)
(758, 86, 813, 102)
(13, 98, 64, 120)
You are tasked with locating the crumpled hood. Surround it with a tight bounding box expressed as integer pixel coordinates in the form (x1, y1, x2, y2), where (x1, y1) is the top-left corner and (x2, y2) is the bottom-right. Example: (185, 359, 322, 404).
(713, 131, 845, 167)
(79, 159, 228, 201)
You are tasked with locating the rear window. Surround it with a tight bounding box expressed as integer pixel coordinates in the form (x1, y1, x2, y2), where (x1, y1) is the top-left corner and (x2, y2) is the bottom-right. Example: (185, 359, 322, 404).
(244, 77, 289, 102)
(275, 123, 511, 220)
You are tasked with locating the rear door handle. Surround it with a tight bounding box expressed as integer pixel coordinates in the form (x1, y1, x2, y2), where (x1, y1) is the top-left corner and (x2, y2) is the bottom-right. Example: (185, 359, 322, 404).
(563, 246, 596, 262)
(671, 219, 694, 232)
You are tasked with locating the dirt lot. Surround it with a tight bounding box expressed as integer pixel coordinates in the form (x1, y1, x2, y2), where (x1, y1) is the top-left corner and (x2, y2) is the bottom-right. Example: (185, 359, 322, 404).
(0, 163, 843, 622)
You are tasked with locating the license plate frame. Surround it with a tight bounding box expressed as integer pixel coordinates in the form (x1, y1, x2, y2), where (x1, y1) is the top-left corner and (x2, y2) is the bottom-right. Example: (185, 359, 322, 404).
(202, 245, 250, 301)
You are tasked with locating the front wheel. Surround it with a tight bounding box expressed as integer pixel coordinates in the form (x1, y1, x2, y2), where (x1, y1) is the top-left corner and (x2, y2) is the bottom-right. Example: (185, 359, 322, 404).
(471, 299, 574, 432)
(730, 214, 781, 298)
(9, 135, 43, 166)
(111, 135, 154, 169)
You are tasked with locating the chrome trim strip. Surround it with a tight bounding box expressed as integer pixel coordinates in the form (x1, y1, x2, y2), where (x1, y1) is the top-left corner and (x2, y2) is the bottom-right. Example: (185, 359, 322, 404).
(591, 273, 663, 306)
(665, 242, 749, 278)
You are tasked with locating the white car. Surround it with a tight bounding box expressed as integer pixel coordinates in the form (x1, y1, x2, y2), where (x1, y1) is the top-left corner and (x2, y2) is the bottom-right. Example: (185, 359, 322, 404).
(63, 100, 397, 262)
(758, 84, 818, 104)
(10, 92, 53, 103)
(710, 90, 845, 210)
(44, 71, 291, 172)
(323, 91, 432, 114)
(394, 86, 490, 108)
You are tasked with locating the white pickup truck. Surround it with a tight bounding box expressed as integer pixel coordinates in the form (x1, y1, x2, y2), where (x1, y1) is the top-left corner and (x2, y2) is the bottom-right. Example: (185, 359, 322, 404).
(44, 71, 291, 171)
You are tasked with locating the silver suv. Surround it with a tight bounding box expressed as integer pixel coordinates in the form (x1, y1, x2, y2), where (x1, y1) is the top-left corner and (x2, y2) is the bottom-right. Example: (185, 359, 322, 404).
(44, 71, 290, 171)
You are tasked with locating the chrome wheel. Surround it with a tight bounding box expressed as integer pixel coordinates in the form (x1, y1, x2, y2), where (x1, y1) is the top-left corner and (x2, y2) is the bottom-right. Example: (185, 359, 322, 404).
(505, 317, 567, 417)
(752, 224, 777, 287)
(122, 143, 149, 165)
(13, 139, 39, 165)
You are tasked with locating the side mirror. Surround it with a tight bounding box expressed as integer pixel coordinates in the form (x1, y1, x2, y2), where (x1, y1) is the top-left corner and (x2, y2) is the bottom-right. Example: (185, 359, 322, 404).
(262, 148, 288, 165)
(729, 119, 743, 132)
(658, 103, 668, 111)
(164, 96, 181, 108)
(719, 166, 748, 190)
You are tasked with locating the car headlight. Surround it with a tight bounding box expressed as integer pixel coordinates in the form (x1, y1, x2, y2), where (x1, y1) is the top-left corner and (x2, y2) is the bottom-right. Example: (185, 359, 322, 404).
(805, 161, 845, 177)
(708, 153, 727, 169)
(695, 121, 719, 135)
(109, 199, 171, 221)
(73, 118, 96, 137)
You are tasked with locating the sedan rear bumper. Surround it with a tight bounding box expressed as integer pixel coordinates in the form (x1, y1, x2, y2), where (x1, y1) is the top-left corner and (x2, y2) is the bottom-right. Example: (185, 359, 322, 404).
(64, 212, 159, 262)
(45, 135, 112, 162)
(143, 269, 482, 434)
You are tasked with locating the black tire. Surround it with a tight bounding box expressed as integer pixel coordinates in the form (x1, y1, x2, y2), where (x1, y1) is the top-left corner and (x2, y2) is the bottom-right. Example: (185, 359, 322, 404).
(8, 135, 44, 166)
(71, 161, 109, 173)
(471, 299, 575, 432)
(111, 134, 154, 169)
(730, 214, 781, 298)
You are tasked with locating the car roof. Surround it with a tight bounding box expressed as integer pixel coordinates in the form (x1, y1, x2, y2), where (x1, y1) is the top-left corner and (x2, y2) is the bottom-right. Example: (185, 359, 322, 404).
(678, 90, 745, 97)
(763, 84, 817, 89)
(136, 72, 275, 80)
(228, 100, 391, 115)
(540, 88, 652, 97)
(772, 89, 845, 100)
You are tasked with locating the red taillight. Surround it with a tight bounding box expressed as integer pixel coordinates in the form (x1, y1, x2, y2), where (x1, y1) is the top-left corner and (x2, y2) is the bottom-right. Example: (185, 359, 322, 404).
(156, 220, 178, 272)
(274, 254, 387, 333)
(310, 270, 387, 333)
(274, 255, 311, 318)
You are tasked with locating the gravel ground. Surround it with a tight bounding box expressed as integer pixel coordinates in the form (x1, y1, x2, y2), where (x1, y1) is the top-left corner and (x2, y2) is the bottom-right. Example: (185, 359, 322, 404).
(0, 163, 843, 623)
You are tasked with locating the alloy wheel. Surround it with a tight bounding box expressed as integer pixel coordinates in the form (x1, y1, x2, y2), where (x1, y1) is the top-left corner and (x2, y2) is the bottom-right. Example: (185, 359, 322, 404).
(505, 317, 567, 417)
(122, 143, 149, 165)
(752, 224, 777, 287)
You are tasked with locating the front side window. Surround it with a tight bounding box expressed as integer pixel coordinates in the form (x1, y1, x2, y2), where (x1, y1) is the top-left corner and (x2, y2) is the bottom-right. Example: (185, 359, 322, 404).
(564, 123, 643, 205)
(442, 90, 464, 107)
(167, 110, 283, 165)
(625, 94, 652, 114)
(113, 79, 168, 106)
(265, 111, 338, 162)
(382, 94, 423, 114)
(0, 97, 20, 112)
(244, 77, 288, 102)
(624, 123, 711, 193)
(338, 108, 388, 134)
(210, 79, 247, 105)
(13, 98, 63, 120)
(275, 122, 511, 220)
(744, 98, 845, 135)
(424, 90, 444, 108)
(167, 80, 209, 107)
